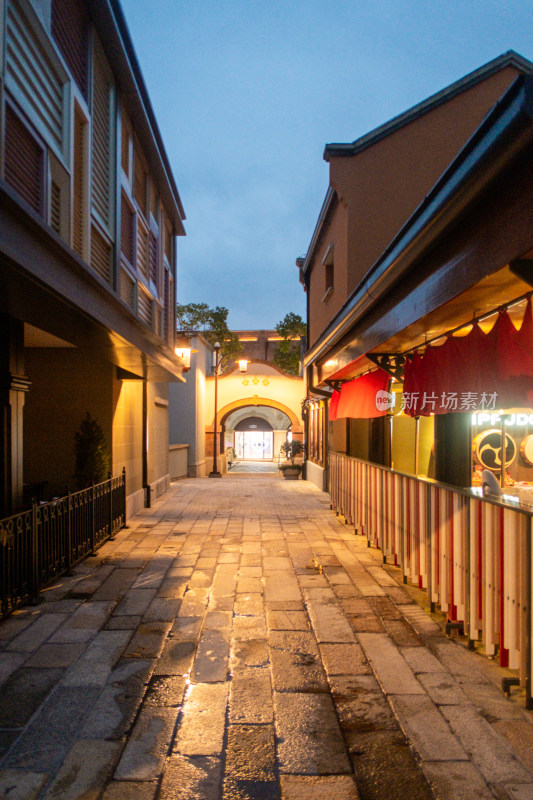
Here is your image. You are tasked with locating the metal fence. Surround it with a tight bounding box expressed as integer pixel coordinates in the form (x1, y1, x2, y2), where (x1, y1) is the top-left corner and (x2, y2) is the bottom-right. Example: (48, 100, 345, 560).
(330, 452, 533, 708)
(0, 469, 126, 618)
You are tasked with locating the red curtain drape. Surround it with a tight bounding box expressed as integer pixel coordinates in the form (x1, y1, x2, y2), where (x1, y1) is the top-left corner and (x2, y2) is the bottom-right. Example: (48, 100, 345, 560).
(402, 302, 533, 416)
(329, 369, 390, 420)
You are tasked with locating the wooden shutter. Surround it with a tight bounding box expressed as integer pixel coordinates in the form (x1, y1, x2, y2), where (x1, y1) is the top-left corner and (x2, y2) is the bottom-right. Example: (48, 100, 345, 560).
(137, 286, 153, 328)
(163, 270, 172, 344)
(50, 180, 61, 234)
(120, 194, 135, 265)
(137, 220, 149, 280)
(92, 48, 113, 227)
(90, 225, 112, 284)
(4, 105, 44, 214)
(6, 0, 65, 153)
(120, 269, 135, 309)
(134, 148, 147, 216)
(72, 108, 86, 256)
(51, 0, 89, 99)
(149, 231, 158, 287)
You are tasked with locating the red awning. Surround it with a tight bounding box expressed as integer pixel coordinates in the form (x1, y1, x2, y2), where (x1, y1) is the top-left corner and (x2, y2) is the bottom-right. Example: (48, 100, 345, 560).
(329, 369, 390, 420)
(402, 304, 533, 416)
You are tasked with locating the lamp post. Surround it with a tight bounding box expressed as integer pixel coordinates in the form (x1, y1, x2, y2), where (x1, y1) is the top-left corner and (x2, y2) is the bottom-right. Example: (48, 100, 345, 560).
(209, 341, 222, 478)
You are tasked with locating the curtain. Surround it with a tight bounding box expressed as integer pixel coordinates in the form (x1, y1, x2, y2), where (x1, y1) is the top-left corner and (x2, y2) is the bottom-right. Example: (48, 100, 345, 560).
(402, 302, 533, 416)
(329, 369, 390, 420)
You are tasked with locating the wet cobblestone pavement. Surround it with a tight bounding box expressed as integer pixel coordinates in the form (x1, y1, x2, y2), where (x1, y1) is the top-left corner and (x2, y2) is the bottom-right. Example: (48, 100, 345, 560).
(1, 476, 533, 799)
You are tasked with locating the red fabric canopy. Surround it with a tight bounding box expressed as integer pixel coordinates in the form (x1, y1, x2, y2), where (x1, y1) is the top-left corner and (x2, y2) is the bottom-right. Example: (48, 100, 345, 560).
(329, 370, 390, 420)
(402, 305, 533, 416)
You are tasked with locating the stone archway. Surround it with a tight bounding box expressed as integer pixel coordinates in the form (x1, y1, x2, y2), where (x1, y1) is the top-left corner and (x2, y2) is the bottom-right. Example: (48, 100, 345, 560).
(217, 395, 303, 436)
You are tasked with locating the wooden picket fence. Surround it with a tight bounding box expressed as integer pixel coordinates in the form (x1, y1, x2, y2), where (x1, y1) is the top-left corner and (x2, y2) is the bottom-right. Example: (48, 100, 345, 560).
(330, 452, 532, 707)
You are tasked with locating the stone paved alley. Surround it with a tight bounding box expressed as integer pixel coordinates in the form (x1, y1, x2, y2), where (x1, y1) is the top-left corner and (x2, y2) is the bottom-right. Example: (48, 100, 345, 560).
(2, 476, 533, 800)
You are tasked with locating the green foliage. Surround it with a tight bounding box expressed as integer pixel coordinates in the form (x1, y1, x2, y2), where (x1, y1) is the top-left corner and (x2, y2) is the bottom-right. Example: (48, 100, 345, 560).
(275, 312, 306, 340)
(281, 438, 304, 464)
(74, 413, 110, 489)
(273, 312, 306, 375)
(176, 302, 243, 365)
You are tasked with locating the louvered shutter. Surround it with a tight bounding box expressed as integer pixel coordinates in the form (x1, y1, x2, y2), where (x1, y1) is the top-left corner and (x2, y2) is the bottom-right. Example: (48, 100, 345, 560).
(92, 48, 113, 228)
(121, 194, 135, 265)
(149, 231, 158, 288)
(51, 0, 89, 99)
(137, 286, 153, 328)
(137, 220, 149, 280)
(50, 181, 61, 234)
(90, 226, 112, 284)
(4, 105, 44, 214)
(134, 150, 147, 216)
(120, 269, 135, 309)
(72, 109, 86, 256)
(6, 0, 66, 155)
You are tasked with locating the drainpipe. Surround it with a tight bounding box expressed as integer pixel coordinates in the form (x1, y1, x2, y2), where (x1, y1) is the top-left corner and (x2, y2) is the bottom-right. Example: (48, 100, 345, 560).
(142, 379, 150, 507)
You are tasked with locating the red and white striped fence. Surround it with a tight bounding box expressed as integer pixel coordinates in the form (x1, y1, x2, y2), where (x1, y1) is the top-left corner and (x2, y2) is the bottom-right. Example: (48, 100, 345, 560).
(329, 452, 532, 707)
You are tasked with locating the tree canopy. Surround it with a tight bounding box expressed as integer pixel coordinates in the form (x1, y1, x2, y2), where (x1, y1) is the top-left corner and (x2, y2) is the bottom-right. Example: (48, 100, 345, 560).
(273, 313, 306, 376)
(176, 302, 242, 364)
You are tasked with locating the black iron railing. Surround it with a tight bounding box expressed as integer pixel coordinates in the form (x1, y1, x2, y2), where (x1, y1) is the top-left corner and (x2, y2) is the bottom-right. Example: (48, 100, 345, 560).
(0, 469, 126, 618)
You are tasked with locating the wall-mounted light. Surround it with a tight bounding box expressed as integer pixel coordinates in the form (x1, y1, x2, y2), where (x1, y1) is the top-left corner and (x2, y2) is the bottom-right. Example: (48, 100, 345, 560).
(237, 359, 249, 373)
(175, 337, 198, 372)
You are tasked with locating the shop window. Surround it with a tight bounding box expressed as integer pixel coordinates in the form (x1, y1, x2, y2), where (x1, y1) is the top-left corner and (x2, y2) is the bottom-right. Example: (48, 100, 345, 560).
(348, 418, 370, 461)
(308, 402, 326, 466)
(329, 418, 348, 454)
(51, 0, 89, 99)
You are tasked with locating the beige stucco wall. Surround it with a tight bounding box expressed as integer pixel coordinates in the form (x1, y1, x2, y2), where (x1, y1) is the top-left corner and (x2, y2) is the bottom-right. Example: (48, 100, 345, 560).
(24, 348, 114, 497)
(147, 382, 170, 498)
(112, 378, 143, 502)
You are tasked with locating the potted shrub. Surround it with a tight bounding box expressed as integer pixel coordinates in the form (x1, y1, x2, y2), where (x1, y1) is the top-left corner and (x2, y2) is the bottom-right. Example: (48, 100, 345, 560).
(279, 439, 304, 480)
(74, 412, 110, 489)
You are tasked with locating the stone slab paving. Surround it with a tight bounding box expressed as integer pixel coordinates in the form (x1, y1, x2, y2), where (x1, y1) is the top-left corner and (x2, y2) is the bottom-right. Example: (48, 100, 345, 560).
(1, 477, 533, 799)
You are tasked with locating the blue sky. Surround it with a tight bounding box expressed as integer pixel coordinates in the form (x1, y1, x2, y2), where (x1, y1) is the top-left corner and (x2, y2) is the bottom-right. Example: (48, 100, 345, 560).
(120, 0, 533, 329)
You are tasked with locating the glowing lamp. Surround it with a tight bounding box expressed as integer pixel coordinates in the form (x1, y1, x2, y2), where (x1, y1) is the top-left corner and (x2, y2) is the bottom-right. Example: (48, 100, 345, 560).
(237, 359, 249, 373)
(175, 337, 197, 372)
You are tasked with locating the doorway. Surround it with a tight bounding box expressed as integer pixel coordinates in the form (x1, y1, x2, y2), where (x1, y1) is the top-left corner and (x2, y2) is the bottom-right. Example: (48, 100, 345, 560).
(235, 429, 274, 460)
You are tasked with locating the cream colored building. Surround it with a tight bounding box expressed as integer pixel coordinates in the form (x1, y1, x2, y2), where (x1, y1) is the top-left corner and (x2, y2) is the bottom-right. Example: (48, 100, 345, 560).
(206, 361, 305, 473)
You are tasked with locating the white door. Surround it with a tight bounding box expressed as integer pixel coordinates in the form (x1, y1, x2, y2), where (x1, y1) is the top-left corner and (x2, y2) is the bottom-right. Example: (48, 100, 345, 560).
(235, 431, 273, 460)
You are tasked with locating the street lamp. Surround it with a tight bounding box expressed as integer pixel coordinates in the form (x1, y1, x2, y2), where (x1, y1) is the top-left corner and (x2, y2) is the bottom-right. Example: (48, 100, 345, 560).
(209, 342, 222, 478)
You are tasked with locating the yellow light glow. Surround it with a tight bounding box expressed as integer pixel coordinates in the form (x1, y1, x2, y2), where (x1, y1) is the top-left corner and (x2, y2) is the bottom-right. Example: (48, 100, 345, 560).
(237, 359, 249, 373)
(324, 359, 337, 369)
(175, 347, 192, 369)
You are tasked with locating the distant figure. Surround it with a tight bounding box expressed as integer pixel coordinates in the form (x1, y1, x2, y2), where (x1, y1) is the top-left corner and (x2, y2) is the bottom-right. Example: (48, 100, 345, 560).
(482, 469, 501, 496)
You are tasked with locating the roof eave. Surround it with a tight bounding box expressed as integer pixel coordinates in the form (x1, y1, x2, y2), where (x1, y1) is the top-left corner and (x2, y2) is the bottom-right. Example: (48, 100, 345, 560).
(324, 50, 533, 163)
